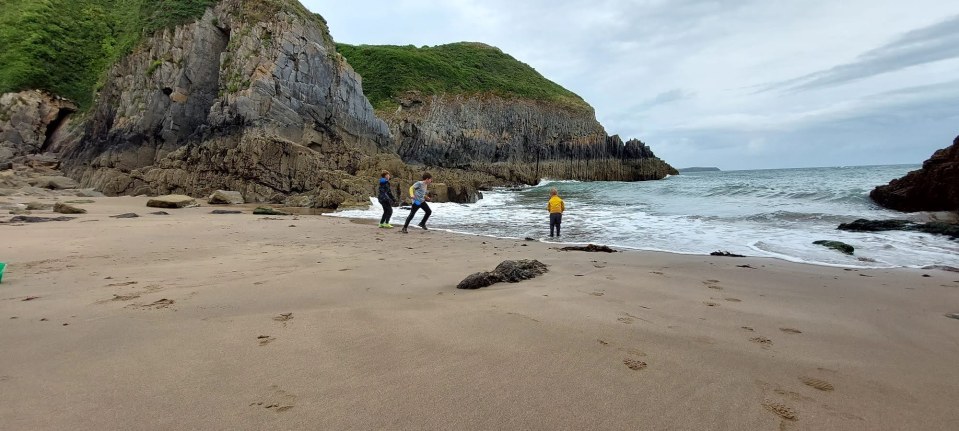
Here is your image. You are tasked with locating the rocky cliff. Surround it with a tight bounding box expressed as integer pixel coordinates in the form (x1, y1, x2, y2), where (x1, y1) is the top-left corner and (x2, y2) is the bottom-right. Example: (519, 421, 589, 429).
(380, 92, 674, 185)
(871, 136, 959, 213)
(0, 90, 76, 166)
(339, 43, 676, 185)
(58, 0, 403, 207)
(3, 0, 676, 208)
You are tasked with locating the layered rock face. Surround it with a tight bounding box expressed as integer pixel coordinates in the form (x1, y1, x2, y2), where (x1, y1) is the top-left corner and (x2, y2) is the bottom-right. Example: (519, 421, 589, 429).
(383, 92, 676, 185)
(0, 90, 76, 165)
(61, 0, 393, 207)
(871, 136, 959, 213)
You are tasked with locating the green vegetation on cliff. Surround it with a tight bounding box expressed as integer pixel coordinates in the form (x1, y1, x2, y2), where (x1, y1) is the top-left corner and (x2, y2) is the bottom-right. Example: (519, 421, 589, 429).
(336, 42, 591, 113)
(0, 0, 218, 108)
(0, 0, 332, 109)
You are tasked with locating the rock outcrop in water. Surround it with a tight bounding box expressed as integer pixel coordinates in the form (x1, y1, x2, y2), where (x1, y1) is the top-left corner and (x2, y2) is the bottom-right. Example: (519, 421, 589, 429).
(870, 136, 959, 213)
(380, 92, 676, 185)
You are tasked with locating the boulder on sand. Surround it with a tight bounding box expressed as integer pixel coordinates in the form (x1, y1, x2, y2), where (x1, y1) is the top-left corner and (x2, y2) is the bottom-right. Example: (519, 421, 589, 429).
(208, 190, 244, 205)
(53, 202, 86, 214)
(146, 195, 197, 209)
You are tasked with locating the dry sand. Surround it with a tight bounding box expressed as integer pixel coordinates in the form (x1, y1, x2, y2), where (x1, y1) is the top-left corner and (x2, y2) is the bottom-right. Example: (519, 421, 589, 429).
(1, 197, 958, 430)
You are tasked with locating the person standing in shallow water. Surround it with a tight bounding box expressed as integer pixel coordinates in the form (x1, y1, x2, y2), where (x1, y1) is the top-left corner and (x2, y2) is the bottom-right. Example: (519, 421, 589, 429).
(548, 187, 565, 237)
(377, 170, 396, 229)
(402, 173, 433, 233)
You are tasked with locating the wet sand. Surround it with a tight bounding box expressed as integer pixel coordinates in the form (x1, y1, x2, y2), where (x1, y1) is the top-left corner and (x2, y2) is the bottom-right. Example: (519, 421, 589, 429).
(1, 196, 958, 430)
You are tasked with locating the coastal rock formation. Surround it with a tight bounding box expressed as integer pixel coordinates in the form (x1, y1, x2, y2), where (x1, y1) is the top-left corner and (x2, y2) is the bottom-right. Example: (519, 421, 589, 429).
(0, 90, 77, 164)
(871, 136, 959, 212)
(61, 0, 393, 208)
(5, 0, 678, 208)
(380, 92, 676, 184)
(838, 218, 959, 240)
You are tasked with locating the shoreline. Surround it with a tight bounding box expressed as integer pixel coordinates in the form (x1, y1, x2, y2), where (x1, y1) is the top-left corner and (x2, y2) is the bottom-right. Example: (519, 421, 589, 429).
(330, 213, 942, 271)
(2, 196, 959, 430)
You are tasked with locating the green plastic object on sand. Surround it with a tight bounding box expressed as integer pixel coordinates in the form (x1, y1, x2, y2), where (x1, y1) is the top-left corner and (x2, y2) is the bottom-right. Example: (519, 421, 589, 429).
(0, 262, 5, 284)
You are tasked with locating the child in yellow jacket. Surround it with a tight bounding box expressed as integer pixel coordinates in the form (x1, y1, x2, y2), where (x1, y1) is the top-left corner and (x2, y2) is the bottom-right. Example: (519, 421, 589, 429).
(547, 187, 565, 237)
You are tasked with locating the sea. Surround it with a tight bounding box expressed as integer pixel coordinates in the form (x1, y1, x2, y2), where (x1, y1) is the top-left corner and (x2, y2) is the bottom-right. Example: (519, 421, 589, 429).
(331, 165, 959, 268)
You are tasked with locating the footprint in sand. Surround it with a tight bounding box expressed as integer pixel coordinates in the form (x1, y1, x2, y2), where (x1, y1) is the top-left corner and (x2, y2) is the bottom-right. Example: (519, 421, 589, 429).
(799, 376, 835, 392)
(251, 385, 296, 412)
(104, 293, 140, 302)
(750, 336, 773, 348)
(621, 347, 647, 357)
(273, 313, 294, 322)
(623, 358, 647, 371)
(650, 271, 665, 275)
(617, 317, 634, 324)
(703, 280, 723, 290)
(589, 291, 605, 297)
(257, 335, 276, 346)
(780, 328, 802, 334)
(725, 298, 742, 302)
(762, 400, 798, 422)
(127, 299, 175, 310)
(704, 301, 720, 307)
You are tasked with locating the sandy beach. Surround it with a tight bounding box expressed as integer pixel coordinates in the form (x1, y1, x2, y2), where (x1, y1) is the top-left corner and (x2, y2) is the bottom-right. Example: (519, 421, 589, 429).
(1, 196, 958, 430)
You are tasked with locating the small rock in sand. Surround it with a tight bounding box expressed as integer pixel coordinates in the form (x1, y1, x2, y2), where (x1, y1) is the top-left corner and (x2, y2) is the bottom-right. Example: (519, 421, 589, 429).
(110, 213, 139, 219)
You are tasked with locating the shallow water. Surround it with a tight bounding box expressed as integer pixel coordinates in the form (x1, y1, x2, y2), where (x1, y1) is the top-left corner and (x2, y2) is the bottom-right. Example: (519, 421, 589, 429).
(332, 165, 959, 268)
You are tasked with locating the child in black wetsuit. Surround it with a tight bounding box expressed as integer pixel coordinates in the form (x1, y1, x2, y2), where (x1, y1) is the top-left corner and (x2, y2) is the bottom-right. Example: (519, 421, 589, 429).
(378, 170, 396, 228)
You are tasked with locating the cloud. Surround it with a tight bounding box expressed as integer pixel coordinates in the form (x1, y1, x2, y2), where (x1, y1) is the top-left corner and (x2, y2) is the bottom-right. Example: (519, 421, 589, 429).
(765, 14, 959, 92)
(306, 0, 959, 169)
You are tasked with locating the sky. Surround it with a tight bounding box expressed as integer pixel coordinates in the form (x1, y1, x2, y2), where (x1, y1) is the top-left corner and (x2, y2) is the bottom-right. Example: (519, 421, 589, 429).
(304, 0, 959, 170)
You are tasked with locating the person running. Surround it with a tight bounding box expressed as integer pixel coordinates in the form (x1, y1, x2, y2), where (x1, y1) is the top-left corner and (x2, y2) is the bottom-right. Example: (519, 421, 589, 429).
(401, 173, 433, 233)
(377, 170, 396, 228)
(547, 187, 565, 237)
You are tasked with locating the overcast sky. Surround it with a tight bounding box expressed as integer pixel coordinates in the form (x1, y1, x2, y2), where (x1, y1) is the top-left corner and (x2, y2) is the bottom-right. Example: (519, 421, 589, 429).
(304, 0, 959, 170)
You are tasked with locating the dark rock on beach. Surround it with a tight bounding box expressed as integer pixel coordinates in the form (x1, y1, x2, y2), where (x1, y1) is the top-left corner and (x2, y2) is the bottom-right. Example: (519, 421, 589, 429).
(253, 207, 288, 216)
(4, 215, 75, 223)
(560, 244, 617, 253)
(211, 210, 242, 215)
(457, 259, 548, 289)
(710, 251, 746, 258)
(870, 135, 959, 213)
(813, 240, 855, 255)
(838, 219, 913, 232)
(110, 213, 139, 219)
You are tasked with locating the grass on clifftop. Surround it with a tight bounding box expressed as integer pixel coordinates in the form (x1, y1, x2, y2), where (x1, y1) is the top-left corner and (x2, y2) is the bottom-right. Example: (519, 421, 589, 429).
(0, 0, 332, 110)
(336, 42, 591, 113)
(0, 0, 215, 109)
